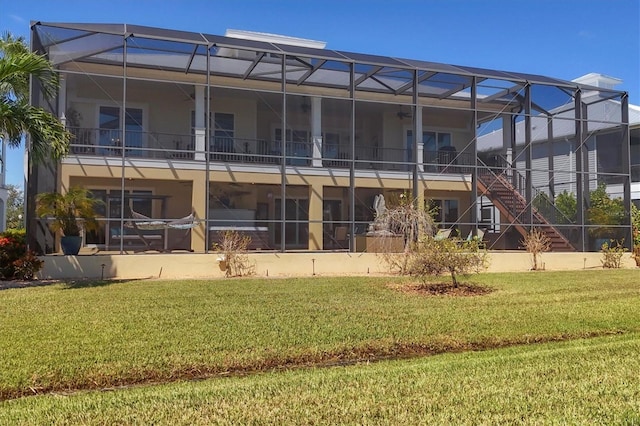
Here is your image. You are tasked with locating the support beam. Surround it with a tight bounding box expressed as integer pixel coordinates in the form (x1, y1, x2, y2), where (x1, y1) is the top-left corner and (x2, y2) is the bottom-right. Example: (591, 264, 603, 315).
(547, 116, 555, 199)
(524, 84, 533, 228)
(621, 93, 632, 250)
(575, 90, 586, 251)
(470, 76, 478, 235)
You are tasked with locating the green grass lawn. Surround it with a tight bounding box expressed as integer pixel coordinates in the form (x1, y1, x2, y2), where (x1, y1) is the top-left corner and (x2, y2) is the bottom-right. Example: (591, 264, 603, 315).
(2, 334, 639, 424)
(0, 270, 639, 407)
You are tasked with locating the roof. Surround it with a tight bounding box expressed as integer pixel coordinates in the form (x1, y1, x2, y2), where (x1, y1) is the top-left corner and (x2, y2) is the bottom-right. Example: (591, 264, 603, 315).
(31, 21, 627, 107)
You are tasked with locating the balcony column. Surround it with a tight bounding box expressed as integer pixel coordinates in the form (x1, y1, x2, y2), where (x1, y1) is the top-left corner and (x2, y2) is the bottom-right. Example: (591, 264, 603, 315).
(308, 182, 323, 250)
(194, 85, 206, 161)
(190, 177, 207, 252)
(311, 97, 322, 167)
(58, 75, 67, 126)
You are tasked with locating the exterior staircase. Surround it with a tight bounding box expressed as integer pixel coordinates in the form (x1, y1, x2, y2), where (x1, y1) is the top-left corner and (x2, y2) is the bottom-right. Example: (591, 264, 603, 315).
(477, 168, 575, 252)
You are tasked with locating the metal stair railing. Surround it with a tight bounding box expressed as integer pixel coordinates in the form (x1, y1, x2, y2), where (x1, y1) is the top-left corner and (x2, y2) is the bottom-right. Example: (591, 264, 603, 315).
(477, 157, 576, 250)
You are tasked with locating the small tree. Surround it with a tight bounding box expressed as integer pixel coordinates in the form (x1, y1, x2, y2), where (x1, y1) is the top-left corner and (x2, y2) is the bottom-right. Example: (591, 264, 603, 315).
(375, 194, 435, 274)
(588, 183, 625, 230)
(6, 185, 24, 230)
(555, 190, 577, 224)
(521, 228, 551, 271)
(407, 236, 488, 287)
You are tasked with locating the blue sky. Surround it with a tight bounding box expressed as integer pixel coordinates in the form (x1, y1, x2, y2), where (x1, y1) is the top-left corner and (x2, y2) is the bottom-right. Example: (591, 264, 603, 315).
(1, 0, 638, 188)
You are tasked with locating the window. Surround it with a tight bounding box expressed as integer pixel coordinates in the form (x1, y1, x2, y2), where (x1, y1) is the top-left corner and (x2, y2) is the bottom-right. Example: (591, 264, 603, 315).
(98, 106, 144, 155)
(429, 198, 459, 226)
(84, 189, 153, 247)
(424, 132, 451, 152)
(274, 128, 311, 165)
(406, 130, 452, 165)
(275, 198, 309, 248)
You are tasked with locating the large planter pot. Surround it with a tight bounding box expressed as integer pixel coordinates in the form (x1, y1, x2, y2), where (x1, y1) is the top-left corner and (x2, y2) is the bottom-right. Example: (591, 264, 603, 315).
(592, 238, 610, 252)
(60, 236, 82, 255)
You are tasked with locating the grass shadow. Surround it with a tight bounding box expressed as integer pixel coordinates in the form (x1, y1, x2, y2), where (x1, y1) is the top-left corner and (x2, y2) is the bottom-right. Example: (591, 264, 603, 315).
(62, 277, 153, 290)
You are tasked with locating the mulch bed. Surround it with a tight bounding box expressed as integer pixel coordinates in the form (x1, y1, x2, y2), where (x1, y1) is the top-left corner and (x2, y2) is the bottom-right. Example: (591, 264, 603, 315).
(389, 281, 495, 296)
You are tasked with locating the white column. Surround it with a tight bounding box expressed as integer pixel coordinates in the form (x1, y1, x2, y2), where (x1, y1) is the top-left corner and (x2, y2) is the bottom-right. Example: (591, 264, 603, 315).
(194, 85, 206, 161)
(415, 106, 423, 172)
(58, 75, 67, 127)
(311, 97, 322, 167)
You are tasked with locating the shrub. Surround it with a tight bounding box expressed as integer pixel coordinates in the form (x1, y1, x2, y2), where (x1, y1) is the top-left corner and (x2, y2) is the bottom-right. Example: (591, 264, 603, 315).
(0, 230, 43, 280)
(0, 230, 27, 279)
(632, 204, 640, 248)
(213, 230, 255, 277)
(521, 228, 551, 271)
(600, 240, 627, 269)
(407, 236, 489, 287)
(12, 251, 44, 280)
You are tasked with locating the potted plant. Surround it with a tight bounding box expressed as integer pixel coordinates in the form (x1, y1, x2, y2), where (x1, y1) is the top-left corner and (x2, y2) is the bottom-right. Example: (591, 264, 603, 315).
(36, 186, 102, 255)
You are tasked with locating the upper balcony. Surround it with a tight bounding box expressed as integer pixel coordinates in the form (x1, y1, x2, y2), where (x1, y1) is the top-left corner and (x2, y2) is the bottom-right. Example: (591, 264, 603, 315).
(67, 127, 475, 175)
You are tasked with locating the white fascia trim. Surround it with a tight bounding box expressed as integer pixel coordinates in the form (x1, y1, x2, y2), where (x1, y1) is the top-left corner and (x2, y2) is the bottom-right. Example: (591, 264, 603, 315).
(62, 157, 472, 183)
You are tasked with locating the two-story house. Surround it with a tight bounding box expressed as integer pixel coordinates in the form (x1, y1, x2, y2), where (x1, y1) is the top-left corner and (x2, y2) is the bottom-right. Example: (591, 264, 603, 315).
(26, 22, 633, 254)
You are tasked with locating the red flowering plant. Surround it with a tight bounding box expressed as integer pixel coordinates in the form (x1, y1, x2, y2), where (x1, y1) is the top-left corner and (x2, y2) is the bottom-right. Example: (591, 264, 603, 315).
(0, 230, 43, 280)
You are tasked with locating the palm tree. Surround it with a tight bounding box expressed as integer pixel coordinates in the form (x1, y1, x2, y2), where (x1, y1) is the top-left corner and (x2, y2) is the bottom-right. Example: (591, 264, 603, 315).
(0, 32, 69, 163)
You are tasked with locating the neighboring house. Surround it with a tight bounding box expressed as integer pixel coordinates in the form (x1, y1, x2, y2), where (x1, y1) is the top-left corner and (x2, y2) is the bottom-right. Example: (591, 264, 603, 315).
(26, 22, 633, 254)
(476, 73, 639, 249)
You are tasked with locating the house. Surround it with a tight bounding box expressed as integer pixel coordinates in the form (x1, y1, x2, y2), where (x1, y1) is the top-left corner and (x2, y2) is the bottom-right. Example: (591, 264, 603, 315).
(26, 22, 633, 254)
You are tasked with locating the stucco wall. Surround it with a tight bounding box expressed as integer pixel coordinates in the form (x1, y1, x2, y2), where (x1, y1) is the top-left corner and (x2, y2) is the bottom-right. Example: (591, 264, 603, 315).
(38, 251, 637, 281)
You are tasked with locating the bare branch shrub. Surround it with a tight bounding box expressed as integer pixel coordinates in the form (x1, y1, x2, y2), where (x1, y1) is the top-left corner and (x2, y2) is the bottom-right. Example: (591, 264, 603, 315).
(406, 236, 489, 287)
(521, 228, 551, 270)
(213, 230, 255, 277)
(600, 239, 627, 269)
(375, 195, 435, 274)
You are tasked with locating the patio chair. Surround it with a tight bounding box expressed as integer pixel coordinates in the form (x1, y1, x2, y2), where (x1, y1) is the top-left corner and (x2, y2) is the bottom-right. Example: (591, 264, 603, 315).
(463, 228, 486, 248)
(434, 228, 452, 241)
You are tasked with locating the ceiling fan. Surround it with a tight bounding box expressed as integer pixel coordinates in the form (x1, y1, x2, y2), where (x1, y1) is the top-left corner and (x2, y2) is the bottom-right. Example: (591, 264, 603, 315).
(397, 105, 412, 120)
